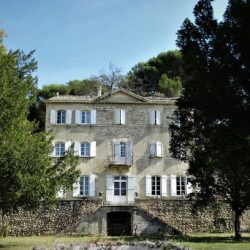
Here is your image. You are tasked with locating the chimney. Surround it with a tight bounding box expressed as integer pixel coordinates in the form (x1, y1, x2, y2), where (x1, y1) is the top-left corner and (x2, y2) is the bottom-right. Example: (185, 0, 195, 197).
(56, 92, 59, 97)
(97, 86, 102, 97)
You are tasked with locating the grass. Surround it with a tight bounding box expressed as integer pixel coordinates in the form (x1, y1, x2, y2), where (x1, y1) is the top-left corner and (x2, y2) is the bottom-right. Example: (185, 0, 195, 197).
(0, 233, 249, 250)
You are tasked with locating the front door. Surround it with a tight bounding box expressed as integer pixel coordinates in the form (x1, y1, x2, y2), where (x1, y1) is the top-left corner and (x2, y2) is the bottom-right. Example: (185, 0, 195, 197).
(113, 176, 127, 204)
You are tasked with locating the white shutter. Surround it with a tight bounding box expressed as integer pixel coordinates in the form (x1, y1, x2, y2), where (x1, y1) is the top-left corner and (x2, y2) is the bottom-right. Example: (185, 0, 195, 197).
(115, 109, 120, 124)
(150, 143, 156, 157)
(161, 175, 167, 197)
(156, 141, 162, 157)
(73, 178, 80, 197)
(66, 110, 72, 124)
(89, 175, 96, 197)
(127, 176, 135, 203)
(156, 110, 160, 125)
(120, 109, 125, 125)
(90, 141, 96, 157)
(186, 177, 192, 195)
(106, 175, 114, 203)
(65, 141, 71, 151)
(171, 175, 177, 196)
(56, 187, 64, 198)
(149, 110, 154, 125)
(75, 110, 81, 124)
(145, 175, 152, 196)
(50, 110, 56, 124)
(114, 144, 121, 163)
(126, 142, 132, 165)
(51, 141, 56, 157)
(90, 110, 96, 124)
(74, 141, 80, 156)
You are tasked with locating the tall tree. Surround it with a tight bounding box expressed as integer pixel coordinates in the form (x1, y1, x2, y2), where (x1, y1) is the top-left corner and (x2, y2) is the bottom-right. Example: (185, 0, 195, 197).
(169, 0, 250, 240)
(126, 50, 183, 96)
(0, 49, 79, 217)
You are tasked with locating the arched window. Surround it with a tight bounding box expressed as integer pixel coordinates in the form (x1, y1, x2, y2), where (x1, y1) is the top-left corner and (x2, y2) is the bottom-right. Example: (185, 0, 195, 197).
(55, 142, 65, 156)
(80, 142, 90, 157)
(57, 110, 66, 124)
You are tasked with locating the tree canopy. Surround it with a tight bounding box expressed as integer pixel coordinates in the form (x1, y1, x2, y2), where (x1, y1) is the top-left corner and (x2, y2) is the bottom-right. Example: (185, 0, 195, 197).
(169, 0, 250, 240)
(0, 48, 79, 216)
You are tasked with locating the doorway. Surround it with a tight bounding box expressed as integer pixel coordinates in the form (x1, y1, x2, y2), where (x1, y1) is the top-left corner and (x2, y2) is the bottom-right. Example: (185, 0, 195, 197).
(107, 211, 132, 236)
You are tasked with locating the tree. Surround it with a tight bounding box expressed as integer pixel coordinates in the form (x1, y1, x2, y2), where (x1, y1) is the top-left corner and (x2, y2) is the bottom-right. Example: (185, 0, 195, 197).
(126, 50, 183, 96)
(91, 62, 126, 90)
(158, 74, 182, 97)
(169, 0, 250, 240)
(0, 49, 79, 217)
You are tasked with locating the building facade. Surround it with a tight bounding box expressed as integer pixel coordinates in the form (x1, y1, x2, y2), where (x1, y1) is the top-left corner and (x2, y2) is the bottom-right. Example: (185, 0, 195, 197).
(45, 88, 190, 206)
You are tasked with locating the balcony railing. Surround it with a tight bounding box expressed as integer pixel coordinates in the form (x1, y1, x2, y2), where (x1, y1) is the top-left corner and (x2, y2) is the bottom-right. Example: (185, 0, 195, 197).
(108, 155, 133, 166)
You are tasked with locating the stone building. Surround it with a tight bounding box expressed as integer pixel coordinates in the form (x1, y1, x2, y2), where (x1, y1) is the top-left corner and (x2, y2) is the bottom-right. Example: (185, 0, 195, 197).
(45, 88, 191, 235)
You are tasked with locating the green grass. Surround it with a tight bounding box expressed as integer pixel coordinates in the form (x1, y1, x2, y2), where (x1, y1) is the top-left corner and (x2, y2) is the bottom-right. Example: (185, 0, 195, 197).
(0, 233, 249, 250)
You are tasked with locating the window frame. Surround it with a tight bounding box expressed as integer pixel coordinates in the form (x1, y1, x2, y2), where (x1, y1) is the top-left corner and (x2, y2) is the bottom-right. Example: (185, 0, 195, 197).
(81, 111, 91, 124)
(151, 175, 161, 196)
(55, 142, 65, 157)
(79, 176, 89, 196)
(176, 176, 186, 196)
(80, 142, 90, 157)
(57, 110, 66, 124)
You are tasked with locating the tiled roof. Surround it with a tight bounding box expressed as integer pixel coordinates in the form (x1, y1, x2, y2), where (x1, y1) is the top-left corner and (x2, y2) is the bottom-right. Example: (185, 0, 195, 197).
(48, 95, 94, 102)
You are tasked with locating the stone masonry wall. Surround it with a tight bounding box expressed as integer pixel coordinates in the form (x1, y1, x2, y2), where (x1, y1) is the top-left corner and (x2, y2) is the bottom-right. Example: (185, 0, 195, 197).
(1, 199, 250, 236)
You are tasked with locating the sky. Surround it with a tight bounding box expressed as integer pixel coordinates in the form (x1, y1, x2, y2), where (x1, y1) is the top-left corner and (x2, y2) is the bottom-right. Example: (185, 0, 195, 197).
(0, 0, 228, 88)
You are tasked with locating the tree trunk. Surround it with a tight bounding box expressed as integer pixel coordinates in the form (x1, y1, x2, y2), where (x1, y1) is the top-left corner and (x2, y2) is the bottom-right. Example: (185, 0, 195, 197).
(234, 211, 241, 240)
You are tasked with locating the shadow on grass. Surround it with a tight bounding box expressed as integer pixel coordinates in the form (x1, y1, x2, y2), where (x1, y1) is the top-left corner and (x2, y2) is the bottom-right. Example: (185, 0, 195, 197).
(165, 235, 250, 243)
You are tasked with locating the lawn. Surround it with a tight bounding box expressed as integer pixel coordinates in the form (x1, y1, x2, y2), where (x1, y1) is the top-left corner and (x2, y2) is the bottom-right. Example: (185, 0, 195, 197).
(0, 233, 249, 250)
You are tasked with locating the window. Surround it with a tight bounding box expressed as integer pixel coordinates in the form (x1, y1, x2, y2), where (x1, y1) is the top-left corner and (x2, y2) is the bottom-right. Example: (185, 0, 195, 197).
(115, 109, 125, 125)
(81, 111, 90, 124)
(150, 110, 160, 125)
(80, 142, 90, 157)
(120, 142, 126, 157)
(150, 141, 162, 157)
(152, 176, 161, 196)
(80, 176, 89, 196)
(55, 142, 65, 156)
(176, 176, 186, 195)
(114, 141, 132, 165)
(57, 110, 66, 124)
(114, 176, 127, 196)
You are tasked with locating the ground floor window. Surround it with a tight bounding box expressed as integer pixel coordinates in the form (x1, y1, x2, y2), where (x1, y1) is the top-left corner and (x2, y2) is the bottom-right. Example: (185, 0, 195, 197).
(152, 176, 161, 195)
(114, 176, 127, 196)
(176, 176, 186, 195)
(80, 176, 89, 196)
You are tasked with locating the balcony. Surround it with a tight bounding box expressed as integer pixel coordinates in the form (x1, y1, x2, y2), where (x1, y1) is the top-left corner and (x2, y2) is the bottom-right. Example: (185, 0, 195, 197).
(109, 155, 133, 166)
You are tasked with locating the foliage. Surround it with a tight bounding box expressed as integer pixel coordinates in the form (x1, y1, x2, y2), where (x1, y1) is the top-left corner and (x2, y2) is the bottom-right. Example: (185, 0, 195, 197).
(126, 50, 183, 96)
(91, 62, 126, 90)
(158, 74, 182, 97)
(0, 50, 79, 216)
(169, 0, 250, 240)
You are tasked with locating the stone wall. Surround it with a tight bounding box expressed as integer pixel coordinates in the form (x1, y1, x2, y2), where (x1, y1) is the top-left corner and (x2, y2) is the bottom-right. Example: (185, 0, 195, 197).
(1, 199, 250, 236)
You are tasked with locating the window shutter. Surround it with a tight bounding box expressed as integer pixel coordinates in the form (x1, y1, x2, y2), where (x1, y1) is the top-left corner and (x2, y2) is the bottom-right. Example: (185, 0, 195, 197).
(51, 141, 56, 157)
(66, 110, 72, 124)
(127, 176, 136, 204)
(156, 110, 160, 125)
(90, 110, 96, 124)
(73, 178, 80, 197)
(114, 144, 121, 163)
(106, 175, 114, 204)
(150, 143, 156, 157)
(161, 175, 167, 197)
(89, 175, 96, 197)
(171, 175, 177, 196)
(75, 110, 81, 124)
(145, 175, 152, 196)
(186, 177, 192, 195)
(90, 141, 96, 157)
(126, 142, 132, 165)
(50, 110, 56, 124)
(56, 187, 64, 198)
(156, 141, 162, 157)
(120, 109, 125, 124)
(74, 141, 80, 156)
(65, 141, 71, 151)
(115, 109, 120, 124)
(149, 110, 155, 125)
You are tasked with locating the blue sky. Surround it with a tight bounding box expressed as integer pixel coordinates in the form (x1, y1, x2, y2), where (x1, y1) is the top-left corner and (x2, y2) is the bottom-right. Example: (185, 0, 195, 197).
(0, 0, 228, 87)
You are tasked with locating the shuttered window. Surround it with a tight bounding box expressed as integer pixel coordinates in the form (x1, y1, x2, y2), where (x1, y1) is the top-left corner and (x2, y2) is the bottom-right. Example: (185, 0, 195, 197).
(81, 111, 90, 124)
(80, 176, 89, 196)
(176, 176, 186, 195)
(152, 176, 161, 196)
(150, 141, 162, 157)
(55, 142, 65, 156)
(81, 142, 90, 156)
(57, 110, 66, 124)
